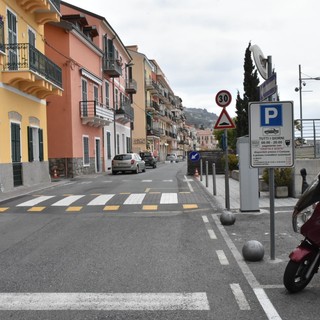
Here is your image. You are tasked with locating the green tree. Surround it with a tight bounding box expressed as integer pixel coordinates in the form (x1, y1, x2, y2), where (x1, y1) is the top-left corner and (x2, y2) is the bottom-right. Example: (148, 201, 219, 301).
(214, 124, 237, 151)
(235, 42, 260, 138)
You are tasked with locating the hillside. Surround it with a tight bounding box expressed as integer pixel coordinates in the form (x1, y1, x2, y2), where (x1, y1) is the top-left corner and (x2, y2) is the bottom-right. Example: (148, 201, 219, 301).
(184, 107, 218, 129)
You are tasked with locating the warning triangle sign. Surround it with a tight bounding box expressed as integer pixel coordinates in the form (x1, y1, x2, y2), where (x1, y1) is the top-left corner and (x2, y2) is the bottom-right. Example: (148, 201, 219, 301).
(214, 108, 235, 130)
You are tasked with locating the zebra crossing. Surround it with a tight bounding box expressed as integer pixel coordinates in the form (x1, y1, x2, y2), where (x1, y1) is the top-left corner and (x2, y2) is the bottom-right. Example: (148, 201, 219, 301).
(0, 192, 203, 213)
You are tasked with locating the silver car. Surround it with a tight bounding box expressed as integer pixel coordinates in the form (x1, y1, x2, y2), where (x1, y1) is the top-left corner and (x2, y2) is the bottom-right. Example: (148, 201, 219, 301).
(112, 153, 146, 174)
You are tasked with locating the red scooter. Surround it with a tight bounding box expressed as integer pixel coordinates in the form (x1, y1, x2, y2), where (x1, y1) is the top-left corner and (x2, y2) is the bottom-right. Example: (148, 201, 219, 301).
(284, 173, 320, 293)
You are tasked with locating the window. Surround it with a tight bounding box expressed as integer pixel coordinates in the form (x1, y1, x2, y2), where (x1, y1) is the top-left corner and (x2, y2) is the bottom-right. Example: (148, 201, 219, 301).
(93, 85, 99, 103)
(105, 81, 110, 107)
(106, 131, 111, 159)
(116, 134, 120, 154)
(115, 88, 119, 109)
(126, 137, 131, 153)
(82, 79, 88, 116)
(83, 136, 90, 166)
(122, 134, 125, 153)
(27, 127, 43, 162)
(0, 17, 4, 52)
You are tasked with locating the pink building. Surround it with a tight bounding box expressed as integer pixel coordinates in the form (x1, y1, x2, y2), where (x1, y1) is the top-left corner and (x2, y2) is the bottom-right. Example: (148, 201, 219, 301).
(45, 2, 135, 177)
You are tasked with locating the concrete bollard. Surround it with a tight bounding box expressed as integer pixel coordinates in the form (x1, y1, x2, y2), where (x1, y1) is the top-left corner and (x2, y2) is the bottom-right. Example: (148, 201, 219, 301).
(242, 240, 264, 262)
(220, 211, 236, 226)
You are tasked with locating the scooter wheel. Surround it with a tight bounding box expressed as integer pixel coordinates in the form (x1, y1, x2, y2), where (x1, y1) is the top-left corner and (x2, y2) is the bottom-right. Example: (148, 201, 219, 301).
(283, 258, 316, 293)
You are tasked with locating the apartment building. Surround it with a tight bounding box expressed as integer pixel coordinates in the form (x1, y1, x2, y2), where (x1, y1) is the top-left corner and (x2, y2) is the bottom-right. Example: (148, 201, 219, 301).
(0, 0, 62, 192)
(197, 129, 218, 150)
(127, 46, 190, 161)
(45, 2, 135, 177)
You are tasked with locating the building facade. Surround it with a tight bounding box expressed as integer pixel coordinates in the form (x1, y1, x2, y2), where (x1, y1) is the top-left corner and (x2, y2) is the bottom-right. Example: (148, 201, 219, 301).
(45, 2, 135, 177)
(0, 0, 62, 192)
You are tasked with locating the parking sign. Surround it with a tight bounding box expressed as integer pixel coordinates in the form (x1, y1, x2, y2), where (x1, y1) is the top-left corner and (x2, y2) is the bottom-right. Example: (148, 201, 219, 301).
(249, 101, 294, 168)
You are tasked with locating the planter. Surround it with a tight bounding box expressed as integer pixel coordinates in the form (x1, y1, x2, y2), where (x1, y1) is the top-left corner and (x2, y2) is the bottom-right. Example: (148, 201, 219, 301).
(276, 186, 288, 198)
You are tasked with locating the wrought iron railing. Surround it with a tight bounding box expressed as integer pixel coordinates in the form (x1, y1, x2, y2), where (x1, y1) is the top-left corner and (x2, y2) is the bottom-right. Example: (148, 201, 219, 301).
(3, 43, 62, 88)
(115, 101, 134, 121)
(80, 100, 114, 119)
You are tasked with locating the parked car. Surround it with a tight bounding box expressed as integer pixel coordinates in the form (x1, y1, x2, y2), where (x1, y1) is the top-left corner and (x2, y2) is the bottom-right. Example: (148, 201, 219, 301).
(112, 153, 146, 174)
(139, 151, 157, 168)
(166, 153, 178, 162)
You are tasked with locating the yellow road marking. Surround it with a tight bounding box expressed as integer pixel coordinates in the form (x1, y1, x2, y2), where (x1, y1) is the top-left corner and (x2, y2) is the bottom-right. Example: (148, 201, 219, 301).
(66, 206, 82, 212)
(0, 207, 9, 212)
(179, 192, 191, 194)
(149, 191, 161, 194)
(145, 188, 150, 193)
(183, 204, 198, 209)
(120, 192, 130, 195)
(63, 194, 74, 196)
(143, 205, 158, 211)
(28, 207, 46, 212)
(104, 205, 120, 211)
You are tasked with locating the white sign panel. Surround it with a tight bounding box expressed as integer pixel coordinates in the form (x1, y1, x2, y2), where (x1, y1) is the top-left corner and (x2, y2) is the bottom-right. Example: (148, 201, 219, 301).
(249, 101, 294, 168)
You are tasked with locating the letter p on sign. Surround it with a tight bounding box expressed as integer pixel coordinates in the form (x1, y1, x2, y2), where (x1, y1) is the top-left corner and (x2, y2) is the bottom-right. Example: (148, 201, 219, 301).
(260, 104, 282, 126)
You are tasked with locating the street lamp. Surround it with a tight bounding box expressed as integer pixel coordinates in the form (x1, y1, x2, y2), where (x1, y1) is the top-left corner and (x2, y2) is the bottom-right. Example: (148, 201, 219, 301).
(295, 64, 320, 141)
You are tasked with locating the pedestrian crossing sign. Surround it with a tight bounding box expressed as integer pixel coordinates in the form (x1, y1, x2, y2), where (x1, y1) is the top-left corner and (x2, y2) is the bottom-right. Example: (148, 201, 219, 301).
(214, 108, 235, 130)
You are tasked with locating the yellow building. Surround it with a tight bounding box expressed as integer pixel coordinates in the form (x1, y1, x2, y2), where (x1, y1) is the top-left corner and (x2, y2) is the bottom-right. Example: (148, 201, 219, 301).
(0, 0, 62, 192)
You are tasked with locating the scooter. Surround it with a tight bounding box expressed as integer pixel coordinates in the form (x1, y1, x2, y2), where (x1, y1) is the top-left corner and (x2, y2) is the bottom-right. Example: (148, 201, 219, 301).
(283, 172, 320, 293)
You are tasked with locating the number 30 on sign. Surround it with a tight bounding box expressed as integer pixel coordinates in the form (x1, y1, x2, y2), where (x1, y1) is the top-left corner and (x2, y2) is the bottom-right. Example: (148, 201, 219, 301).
(215, 90, 232, 107)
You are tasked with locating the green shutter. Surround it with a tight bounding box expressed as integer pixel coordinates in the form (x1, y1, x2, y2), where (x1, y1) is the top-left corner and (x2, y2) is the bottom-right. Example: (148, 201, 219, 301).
(27, 126, 33, 162)
(39, 128, 44, 161)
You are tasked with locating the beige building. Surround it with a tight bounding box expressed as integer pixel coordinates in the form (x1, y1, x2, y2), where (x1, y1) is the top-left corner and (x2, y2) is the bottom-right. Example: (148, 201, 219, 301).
(197, 129, 218, 150)
(127, 46, 190, 161)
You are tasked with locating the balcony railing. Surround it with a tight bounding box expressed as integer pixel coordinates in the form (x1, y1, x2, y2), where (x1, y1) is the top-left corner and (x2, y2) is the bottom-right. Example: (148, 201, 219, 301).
(103, 55, 122, 77)
(125, 79, 137, 94)
(80, 100, 114, 127)
(3, 43, 62, 88)
(115, 101, 134, 124)
(147, 128, 161, 137)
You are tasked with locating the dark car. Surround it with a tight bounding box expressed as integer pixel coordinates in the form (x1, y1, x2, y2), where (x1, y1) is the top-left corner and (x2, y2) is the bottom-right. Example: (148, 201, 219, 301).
(139, 151, 157, 168)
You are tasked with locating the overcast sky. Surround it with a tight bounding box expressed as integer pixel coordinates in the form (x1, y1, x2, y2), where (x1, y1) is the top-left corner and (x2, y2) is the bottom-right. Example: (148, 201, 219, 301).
(65, 0, 320, 120)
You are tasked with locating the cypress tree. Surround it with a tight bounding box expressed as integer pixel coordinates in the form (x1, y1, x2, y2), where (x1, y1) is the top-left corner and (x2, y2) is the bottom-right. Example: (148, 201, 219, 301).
(235, 42, 260, 137)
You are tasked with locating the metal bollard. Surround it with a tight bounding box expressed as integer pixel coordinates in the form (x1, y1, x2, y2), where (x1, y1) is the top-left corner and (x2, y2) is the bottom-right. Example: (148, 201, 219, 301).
(200, 160, 203, 181)
(212, 163, 217, 195)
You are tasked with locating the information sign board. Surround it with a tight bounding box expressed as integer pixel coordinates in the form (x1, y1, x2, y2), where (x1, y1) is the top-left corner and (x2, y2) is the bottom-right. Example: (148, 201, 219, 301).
(249, 101, 294, 168)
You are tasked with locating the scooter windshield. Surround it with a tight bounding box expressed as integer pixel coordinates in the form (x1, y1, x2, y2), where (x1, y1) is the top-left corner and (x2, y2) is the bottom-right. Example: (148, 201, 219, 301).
(294, 173, 320, 215)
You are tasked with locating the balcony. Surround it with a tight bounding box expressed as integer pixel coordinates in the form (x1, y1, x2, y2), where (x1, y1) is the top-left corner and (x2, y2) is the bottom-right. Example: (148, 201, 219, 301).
(80, 101, 114, 127)
(147, 128, 161, 137)
(115, 101, 134, 124)
(103, 55, 122, 77)
(145, 79, 158, 94)
(125, 79, 137, 94)
(2, 43, 62, 98)
(17, 0, 61, 24)
(146, 100, 160, 112)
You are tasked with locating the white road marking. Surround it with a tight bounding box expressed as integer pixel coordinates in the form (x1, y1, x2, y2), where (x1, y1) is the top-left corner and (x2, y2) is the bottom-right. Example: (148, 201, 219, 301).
(17, 196, 55, 207)
(160, 193, 178, 204)
(212, 214, 282, 320)
(184, 175, 194, 192)
(142, 180, 152, 182)
(163, 179, 173, 182)
(202, 215, 209, 223)
(124, 193, 146, 205)
(87, 195, 115, 206)
(51, 195, 85, 206)
(207, 229, 217, 239)
(0, 292, 210, 311)
(216, 250, 229, 265)
(230, 284, 250, 310)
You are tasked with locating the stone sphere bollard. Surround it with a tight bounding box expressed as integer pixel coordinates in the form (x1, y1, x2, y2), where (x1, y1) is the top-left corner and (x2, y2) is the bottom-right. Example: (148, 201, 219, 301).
(242, 240, 265, 262)
(220, 211, 236, 226)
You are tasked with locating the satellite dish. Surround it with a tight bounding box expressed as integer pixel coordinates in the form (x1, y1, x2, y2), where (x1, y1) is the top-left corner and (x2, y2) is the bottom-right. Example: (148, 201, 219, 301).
(250, 44, 267, 80)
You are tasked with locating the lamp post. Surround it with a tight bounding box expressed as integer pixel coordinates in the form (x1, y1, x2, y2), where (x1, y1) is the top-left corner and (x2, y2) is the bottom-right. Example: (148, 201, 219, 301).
(295, 64, 320, 142)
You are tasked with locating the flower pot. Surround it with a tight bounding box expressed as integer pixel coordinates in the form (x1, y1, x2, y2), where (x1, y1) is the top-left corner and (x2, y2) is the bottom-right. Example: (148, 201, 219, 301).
(275, 186, 288, 198)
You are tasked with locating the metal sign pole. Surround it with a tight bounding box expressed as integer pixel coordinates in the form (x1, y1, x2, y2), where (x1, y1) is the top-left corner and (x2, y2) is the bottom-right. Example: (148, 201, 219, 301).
(224, 128, 230, 210)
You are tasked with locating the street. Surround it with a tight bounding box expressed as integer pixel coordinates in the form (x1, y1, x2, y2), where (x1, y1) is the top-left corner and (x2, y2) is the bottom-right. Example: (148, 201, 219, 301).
(0, 162, 319, 319)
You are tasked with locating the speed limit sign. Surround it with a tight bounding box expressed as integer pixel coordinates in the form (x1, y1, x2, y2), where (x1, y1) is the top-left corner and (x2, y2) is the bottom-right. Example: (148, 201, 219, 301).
(215, 90, 232, 107)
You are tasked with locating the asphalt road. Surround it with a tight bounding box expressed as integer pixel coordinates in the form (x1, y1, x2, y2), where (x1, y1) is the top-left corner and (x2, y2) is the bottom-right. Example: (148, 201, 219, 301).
(0, 162, 319, 319)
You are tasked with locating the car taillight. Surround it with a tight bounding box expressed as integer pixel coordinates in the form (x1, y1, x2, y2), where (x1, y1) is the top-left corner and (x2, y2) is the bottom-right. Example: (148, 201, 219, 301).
(131, 159, 135, 164)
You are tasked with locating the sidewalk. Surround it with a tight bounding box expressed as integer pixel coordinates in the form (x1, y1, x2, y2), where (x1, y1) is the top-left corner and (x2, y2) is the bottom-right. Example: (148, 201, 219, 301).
(197, 173, 297, 212)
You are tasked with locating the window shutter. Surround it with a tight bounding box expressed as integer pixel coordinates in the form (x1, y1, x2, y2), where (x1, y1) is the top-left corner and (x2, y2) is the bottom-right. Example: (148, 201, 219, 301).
(27, 126, 33, 162)
(39, 128, 44, 161)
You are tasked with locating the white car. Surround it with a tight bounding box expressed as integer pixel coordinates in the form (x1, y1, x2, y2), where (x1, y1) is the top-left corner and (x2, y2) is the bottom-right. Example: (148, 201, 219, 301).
(166, 153, 178, 162)
(112, 153, 146, 174)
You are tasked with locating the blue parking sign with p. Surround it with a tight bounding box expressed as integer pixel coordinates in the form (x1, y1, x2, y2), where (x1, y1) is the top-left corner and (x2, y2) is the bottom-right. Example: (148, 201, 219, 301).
(260, 104, 282, 126)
